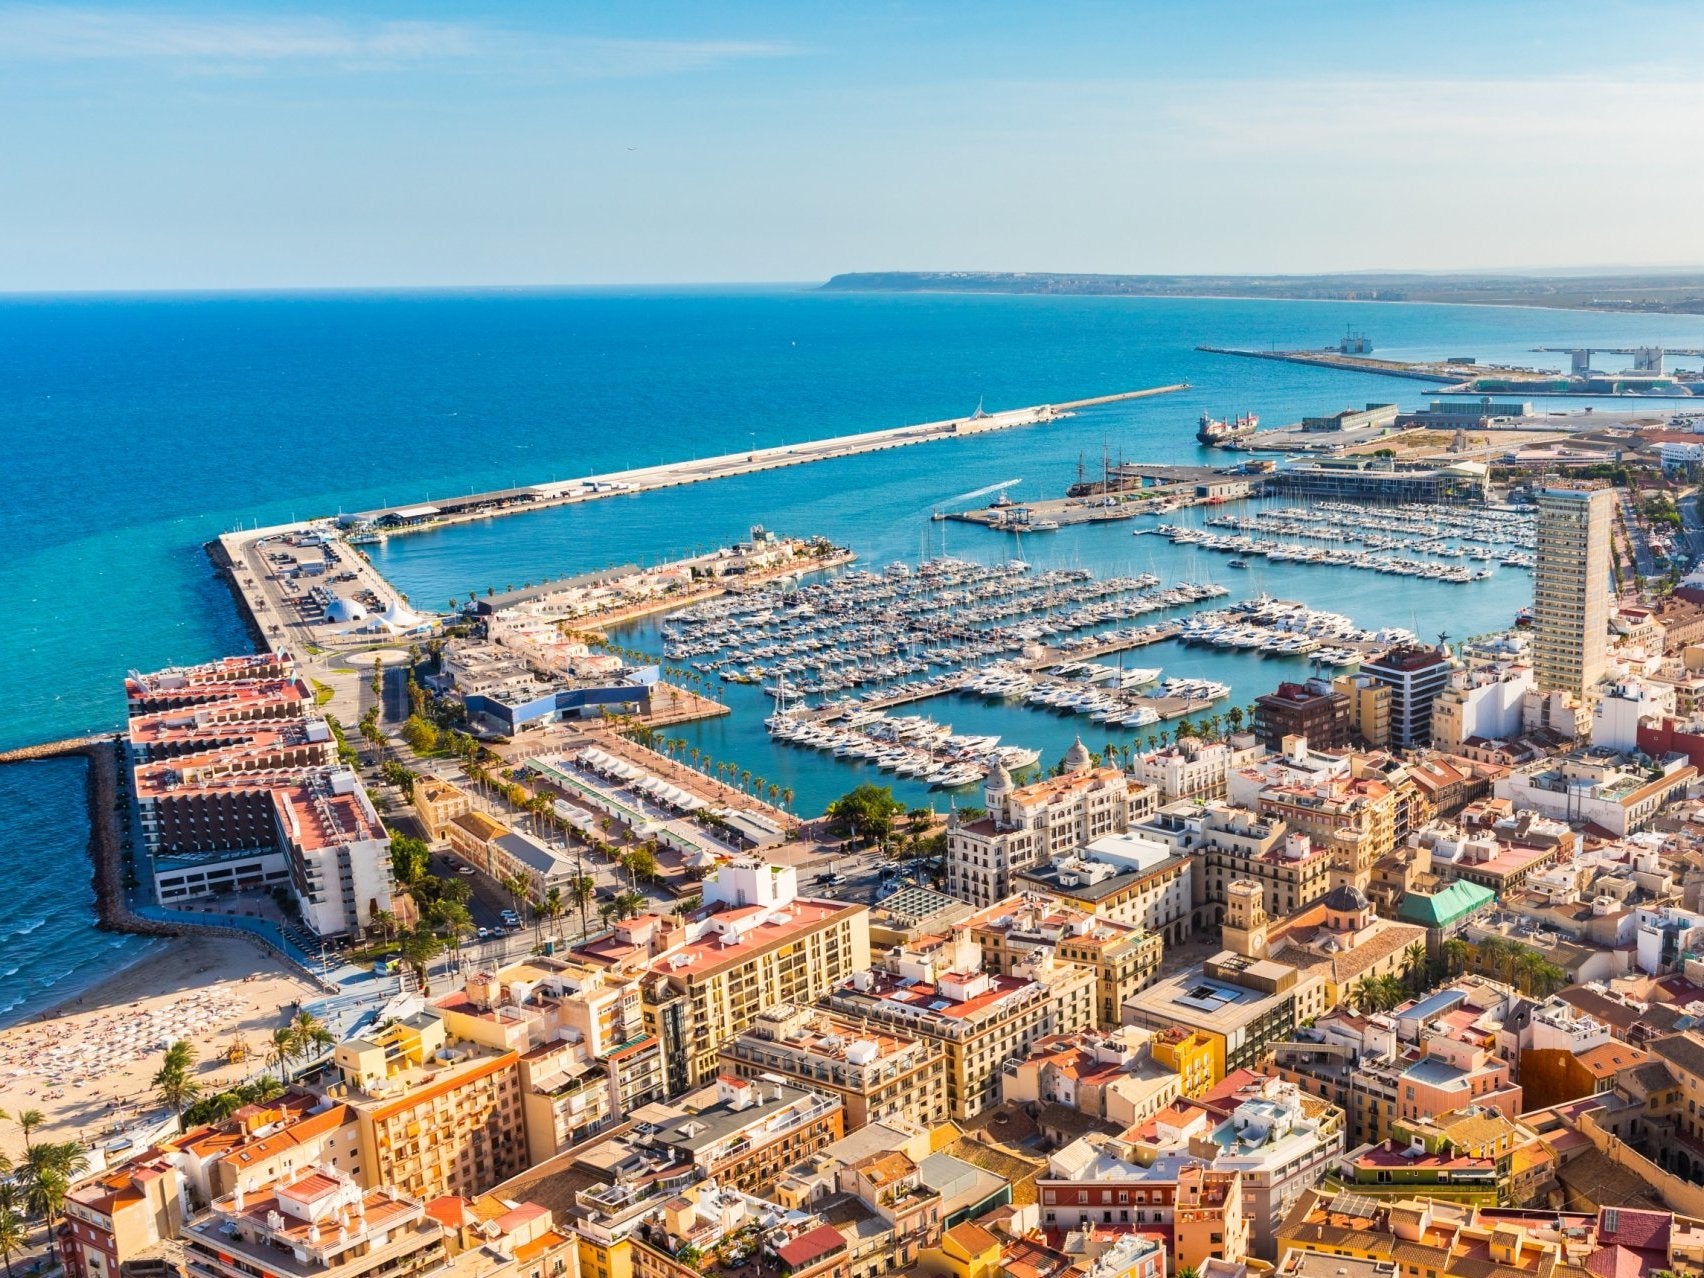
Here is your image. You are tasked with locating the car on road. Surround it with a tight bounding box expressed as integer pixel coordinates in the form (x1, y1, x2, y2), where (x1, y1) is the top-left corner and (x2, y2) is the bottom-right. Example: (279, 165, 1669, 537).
(458, 865, 476, 876)
(816, 872, 847, 886)
(476, 927, 490, 939)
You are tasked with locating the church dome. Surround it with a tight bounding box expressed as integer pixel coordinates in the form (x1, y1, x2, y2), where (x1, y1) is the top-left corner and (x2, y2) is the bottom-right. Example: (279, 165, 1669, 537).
(1321, 884, 1371, 913)
(1063, 737, 1093, 773)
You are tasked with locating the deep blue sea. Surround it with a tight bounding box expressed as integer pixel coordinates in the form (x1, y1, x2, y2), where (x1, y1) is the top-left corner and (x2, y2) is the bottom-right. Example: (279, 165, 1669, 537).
(4, 286, 1700, 1023)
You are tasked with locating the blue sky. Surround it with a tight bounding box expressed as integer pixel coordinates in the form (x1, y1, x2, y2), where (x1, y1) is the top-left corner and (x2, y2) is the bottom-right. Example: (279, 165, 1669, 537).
(1, 1, 1700, 289)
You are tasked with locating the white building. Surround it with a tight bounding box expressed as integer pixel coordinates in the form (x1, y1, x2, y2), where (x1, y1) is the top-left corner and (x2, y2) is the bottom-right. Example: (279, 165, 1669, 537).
(1635, 905, 1704, 976)
(1430, 665, 1534, 752)
(1591, 679, 1678, 752)
(1133, 735, 1263, 803)
(1494, 750, 1696, 837)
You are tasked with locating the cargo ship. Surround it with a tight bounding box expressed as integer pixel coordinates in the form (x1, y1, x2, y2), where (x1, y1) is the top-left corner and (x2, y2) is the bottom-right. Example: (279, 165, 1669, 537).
(1196, 411, 1260, 446)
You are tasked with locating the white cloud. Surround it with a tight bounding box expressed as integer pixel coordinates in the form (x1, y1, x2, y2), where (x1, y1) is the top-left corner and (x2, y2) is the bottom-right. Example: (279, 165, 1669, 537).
(0, 6, 796, 74)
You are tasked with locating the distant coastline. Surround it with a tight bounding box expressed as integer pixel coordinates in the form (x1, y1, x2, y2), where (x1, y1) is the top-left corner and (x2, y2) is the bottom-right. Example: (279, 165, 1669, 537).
(819, 270, 1704, 315)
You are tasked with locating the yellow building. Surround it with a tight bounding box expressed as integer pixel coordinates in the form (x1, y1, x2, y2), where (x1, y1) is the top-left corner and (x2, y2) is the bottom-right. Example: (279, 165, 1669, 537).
(445, 809, 511, 868)
(1150, 1025, 1219, 1098)
(961, 894, 1163, 1027)
(920, 1222, 1003, 1278)
(1333, 675, 1392, 748)
(720, 1003, 948, 1132)
(574, 860, 871, 1094)
(822, 931, 1096, 1119)
(412, 775, 473, 841)
(333, 1010, 527, 1200)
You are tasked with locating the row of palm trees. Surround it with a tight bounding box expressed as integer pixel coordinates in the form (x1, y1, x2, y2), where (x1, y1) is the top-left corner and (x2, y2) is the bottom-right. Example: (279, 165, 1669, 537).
(268, 1010, 337, 1084)
(0, 1107, 90, 1277)
(1442, 935, 1569, 997)
(620, 720, 795, 813)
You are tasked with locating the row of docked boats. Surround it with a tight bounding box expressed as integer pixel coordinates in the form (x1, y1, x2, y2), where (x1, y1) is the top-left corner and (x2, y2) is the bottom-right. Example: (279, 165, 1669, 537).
(660, 555, 1227, 700)
(1175, 596, 1417, 667)
(764, 706, 1040, 789)
(1157, 525, 1499, 582)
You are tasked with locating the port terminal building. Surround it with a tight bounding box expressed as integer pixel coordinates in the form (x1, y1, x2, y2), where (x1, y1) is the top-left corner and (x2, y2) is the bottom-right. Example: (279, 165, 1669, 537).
(1267, 458, 1490, 505)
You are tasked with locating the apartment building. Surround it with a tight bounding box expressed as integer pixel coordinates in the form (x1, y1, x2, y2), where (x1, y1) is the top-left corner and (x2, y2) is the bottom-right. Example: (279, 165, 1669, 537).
(60, 1155, 185, 1278)
(636, 1074, 846, 1193)
(1092, 1074, 1343, 1259)
(1015, 835, 1193, 946)
(124, 653, 393, 935)
(1122, 952, 1306, 1083)
(179, 1168, 445, 1278)
(1133, 735, 1263, 803)
(1326, 1107, 1549, 1207)
(720, 1002, 948, 1132)
(1431, 665, 1535, 753)
(959, 894, 1163, 1026)
(573, 859, 871, 1094)
(332, 1008, 527, 1200)
(946, 755, 1158, 907)
(1361, 646, 1455, 749)
(431, 958, 666, 1160)
(821, 932, 1095, 1119)
(1000, 1027, 1181, 1128)
(1253, 682, 1352, 752)
(1277, 1190, 1672, 1278)
(1495, 749, 1696, 837)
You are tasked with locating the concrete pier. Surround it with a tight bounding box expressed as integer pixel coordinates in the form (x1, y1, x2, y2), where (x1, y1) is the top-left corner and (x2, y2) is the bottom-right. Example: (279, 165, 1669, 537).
(348, 384, 1190, 538)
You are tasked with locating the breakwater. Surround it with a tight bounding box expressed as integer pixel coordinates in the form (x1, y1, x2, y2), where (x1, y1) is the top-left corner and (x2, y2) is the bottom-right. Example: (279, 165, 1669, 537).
(348, 384, 1191, 539)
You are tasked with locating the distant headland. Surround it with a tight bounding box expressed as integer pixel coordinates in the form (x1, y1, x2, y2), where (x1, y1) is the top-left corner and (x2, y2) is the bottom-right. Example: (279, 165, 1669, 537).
(819, 270, 1704, 314)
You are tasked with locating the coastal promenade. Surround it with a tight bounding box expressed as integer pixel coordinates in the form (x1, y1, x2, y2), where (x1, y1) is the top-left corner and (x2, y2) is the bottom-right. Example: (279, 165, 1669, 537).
(349, 383, 1190, 536)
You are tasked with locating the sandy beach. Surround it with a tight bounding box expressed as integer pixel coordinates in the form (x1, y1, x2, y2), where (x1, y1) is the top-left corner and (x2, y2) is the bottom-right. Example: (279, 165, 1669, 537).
(0, 935, 322, 1163)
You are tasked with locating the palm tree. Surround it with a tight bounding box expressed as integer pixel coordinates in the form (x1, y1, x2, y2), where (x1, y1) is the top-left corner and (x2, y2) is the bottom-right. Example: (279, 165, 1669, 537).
(0, 1182, 24, 1278)
(539, 886, 565, 941)
(503, 871, 532, 925)
(268, 1027, 296, 1084)
(12, 1110, 43, 1155)
(23, 1168, 67, 1239)
(288, 1011, 335, 1067)
(1440, 937, 1472, 978)
(1402, 943, 1428, 991)
(153, 1040, 202, 1130)
(570, 874, 596, 936)
(598, 900, 619, 929)
(781, 787, 794, 813)
(369, 909, 399, 945)
(614, 889, 647, 920)
(1353, 975, 1383, 1011)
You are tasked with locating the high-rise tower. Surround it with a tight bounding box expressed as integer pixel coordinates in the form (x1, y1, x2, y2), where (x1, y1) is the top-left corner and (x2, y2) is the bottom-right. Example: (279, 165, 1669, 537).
(1533, 483, 1614, 698)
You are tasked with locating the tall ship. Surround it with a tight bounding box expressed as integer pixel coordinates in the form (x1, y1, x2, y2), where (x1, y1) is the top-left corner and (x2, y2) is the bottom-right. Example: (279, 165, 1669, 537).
(1196, 410, 1260, 447)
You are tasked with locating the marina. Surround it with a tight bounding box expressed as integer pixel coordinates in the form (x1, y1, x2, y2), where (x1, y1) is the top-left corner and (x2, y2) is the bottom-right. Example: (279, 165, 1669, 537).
(661, 556, 1228, 696)
(1152, 499, 1537, 582)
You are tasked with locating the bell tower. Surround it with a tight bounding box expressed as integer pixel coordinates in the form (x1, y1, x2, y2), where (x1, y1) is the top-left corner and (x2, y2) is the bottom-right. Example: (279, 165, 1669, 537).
(1222, 879, 1269, 960)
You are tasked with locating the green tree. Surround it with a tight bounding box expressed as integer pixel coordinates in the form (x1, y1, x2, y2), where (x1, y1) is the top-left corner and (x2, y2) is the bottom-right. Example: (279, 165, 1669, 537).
(389, 833, 431, 884)
(824, 783, 906, 846)
(12, 1109, 43, 1156)
(613, 890, 647, 920)
(401, 714, 440, 753)
(626, 844, 659, 883)
(402, 926, 445, 990)
(538, 885, 566, 941)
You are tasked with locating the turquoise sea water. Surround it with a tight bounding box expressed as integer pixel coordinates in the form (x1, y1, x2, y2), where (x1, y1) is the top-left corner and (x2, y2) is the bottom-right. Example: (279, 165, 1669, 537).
(4, 287, 1700, 1023)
